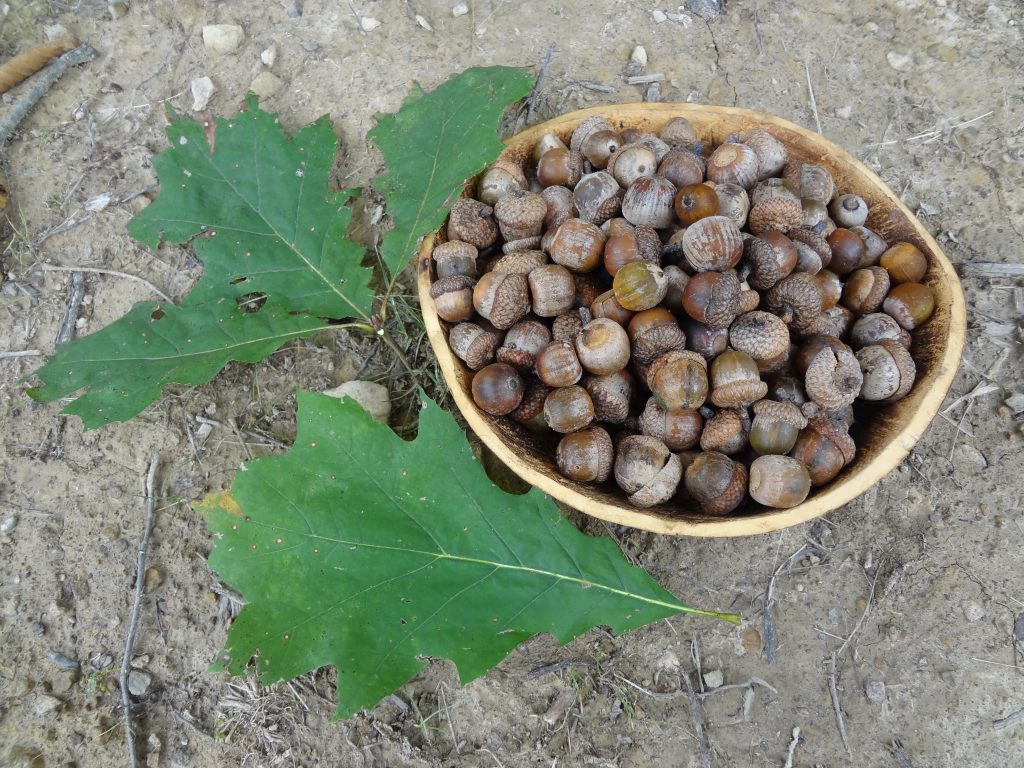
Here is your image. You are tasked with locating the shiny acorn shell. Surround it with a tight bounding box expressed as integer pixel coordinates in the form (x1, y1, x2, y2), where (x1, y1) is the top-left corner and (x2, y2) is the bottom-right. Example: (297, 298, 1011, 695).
(557, 426, 614, 483)
(748, 455, 812, 508)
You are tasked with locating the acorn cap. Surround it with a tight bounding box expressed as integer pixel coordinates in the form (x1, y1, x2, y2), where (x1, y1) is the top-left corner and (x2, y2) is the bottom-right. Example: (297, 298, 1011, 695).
(494, 189, 548, 240)
(490, 250, 548, 274)
(634, 225, 662, 263)
(729, 310, 790, 362)
(509, 380, 552, 424)
(748, 197, 804, 236)
(448, 198, 498, 249)
(552, 310, 585, 341)
(496, 319, 550, 371)
(503, 236, 543, 254)
(789, 228, 833, 270)
(584, 371, 634, 424)
(752, 399, 808, 429)
(433, 240, 477, 264)
(743, 235, 797, 290)
(804, 344, 863, 409)
(765, 272, 825, 333)
(429, 274, 476, 300)
(710, 377, 769, 409)
(700, 407, 751, 454)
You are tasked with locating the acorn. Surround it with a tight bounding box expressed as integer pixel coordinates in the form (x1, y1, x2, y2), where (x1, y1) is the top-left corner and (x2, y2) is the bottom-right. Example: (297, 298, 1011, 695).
(627, 307, 685, 365)
(496, 319, 550, 371)
(709, 350, 768, 408)
(658, 149, 705, 188)
(682, 270, 742, 329)
(674, 183, 720, 226)
(880, 242, 928, 284)
(748, 455, 811, 508)
(729, 311, 791, 365)
(535, 340, 583, 387)
(789, 415, 856, 486)
(449, 322, 502, 371)
(856, 339, 916, 403)
(700, 406, 751, 454)
(713, 183, 751, 228)
(430, 274, 477, 323)
(883, 282, 935, 330)
(682, 216, 744, 273)
(738, 128, 788, 180)
(471, 363, 524, 416)
(841, 267, 890, 316)
(707, 143, 760, 189)
(614, 435, 683, 508)
(548, 218, 607, 273)
(639, 398, 703, 451)
(613, 261, 669, 312)
(473, 271, 530, 330)
(830, 194, 868, 228)
(749, 399, 808, 455)
(584, 369, 634, 424)
(537, 148, 586, 188)
(557, 426, 614, 482)
(647, 349, 709, 411)
(432, 240, 478, 279)
(621, 175, 677, 229)
(683, 451, 747, 515)
(573, 171, 623, 225)
(543, 385, 595, 433)
(742, 232, 798, 290)
(849, 313, 911, 349)
(448, 198, 499, 248)
(575, 317, 631, 375)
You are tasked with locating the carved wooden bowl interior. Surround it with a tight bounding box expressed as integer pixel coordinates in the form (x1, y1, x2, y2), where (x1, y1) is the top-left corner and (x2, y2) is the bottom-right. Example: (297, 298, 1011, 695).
(416, 103, 966, 537)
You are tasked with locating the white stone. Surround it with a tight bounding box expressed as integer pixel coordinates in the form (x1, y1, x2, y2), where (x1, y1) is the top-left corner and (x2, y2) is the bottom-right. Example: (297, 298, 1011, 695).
(127, 669, 152, 696)
(44, 24, 70, 41)
(84, 193, 112, 213)
(630, 46, 648, 68)
(452, 3, 469, 16)
(836, 105, 852, 119)
(652, 10, 668, 23)
(865, 680, 886, 703)
(249, 71, 283, 99)
(703, 670, 724, 689)
(322, 381, 391, 423)
(261, 45, 277, 67)
(961, 601, 986, 622)
(415, 14, 432, 31)
(360, 16, 381, 31)
(202, 24, 245, 55)
(1, 514, 18, 533)
(190, 76, 215, 111)
(886, 51, 912, 70)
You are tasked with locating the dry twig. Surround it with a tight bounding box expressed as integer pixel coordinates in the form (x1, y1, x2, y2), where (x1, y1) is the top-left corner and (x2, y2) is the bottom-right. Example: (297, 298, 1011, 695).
(56, 271, 85, 345)
(783, 727, 802, 768)
(121, 455, 159, 768)
(38, 264, 172, 303)
(682, 670, 711, 768)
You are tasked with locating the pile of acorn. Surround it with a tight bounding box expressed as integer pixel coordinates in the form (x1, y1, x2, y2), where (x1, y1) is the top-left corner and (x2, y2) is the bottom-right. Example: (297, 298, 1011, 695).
(428, 114, 935, 515)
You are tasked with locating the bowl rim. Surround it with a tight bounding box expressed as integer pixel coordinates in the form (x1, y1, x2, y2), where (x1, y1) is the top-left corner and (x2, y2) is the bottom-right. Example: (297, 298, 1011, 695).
(417, 102, 967, 538)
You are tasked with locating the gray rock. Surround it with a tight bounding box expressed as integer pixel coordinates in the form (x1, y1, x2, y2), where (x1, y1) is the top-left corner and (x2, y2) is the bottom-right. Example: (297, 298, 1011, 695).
(249, 72, 283, 99)
(47, 650, 79, 670)
(51, 671, 78, 695)
(703, 669, 724, 689)
(685, 0, 723, 19)
(961, 601, 986, 622)
(1, 514, 18, 533)
(128, 669, 152, 696)
(865, 680, 886, 703)
(886, 51, 912, 70)
(31, 622, 45, 636)
(202, 24, 245, 55)
(190, 76, 215, 111)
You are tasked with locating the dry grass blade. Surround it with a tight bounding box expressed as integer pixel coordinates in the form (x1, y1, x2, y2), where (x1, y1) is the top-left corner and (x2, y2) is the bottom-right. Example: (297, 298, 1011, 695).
(0, 36, 79, 95)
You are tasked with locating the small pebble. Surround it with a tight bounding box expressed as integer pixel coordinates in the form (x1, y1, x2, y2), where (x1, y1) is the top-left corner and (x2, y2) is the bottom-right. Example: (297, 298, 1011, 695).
(31, 622, 46, 636)
(740, 626, 761, 655)
(1, 514, 18, 534)
(202, 24, 246, 55)
(652, 9, 668, 23)
(703, 669, 724, 689)
(415, 14, 432, 31)
(286, 0, 302, 17)
(128, 669, 152, 696)
(452, 3, 469, 17)
(322, 380, 391, 423)
(685, 0, 723, 19)
(131, 653, 151, 668)
(865, 680, 886, 703)
(249, 71, 283, 98)
(261, 45, 277, 67)
(630, 46, 648, 68)
(360, 16, 381, 32)
(886, 51, 912, 70)
(144, 567, 163, 593)
(108, 1, 129, 19)
(300, 40, 320, 53)
(51, 671, 77, 695)
(190, 76, 215, 111)
(961, 601, 985, 622)
(44, 24, 69, 41)
(90, 653, 114, 670)
(836, 105, 852, 119)
(47, 650, 80, 671)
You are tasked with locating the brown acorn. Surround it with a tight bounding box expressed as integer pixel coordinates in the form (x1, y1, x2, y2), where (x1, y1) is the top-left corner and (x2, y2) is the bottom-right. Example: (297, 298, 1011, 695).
(683, 451, 747, 515)
(682, 270, 742, 329)
(448, 198, 499, 249)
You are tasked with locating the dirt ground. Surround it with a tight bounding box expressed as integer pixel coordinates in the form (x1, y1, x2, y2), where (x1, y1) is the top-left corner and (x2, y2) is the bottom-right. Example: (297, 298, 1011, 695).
(1, 1, 1022, 766)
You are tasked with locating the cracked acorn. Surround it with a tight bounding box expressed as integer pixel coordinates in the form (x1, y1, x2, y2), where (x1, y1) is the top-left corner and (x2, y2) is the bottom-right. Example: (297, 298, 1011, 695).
(429, 114, 937, 515)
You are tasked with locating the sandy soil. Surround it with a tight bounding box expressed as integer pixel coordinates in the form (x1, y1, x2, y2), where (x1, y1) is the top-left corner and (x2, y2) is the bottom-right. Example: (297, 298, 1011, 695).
(1, 1, 1022, 766)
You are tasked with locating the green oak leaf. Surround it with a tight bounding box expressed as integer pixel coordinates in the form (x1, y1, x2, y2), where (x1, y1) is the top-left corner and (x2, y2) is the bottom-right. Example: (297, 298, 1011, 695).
(29, 66, 531, 429)
(370, 66, 534, 282)
(201, 391, 739, 719)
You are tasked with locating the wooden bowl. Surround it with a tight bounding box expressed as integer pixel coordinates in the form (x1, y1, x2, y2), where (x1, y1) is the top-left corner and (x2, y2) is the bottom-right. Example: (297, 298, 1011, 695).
(416, 104, 966, 537)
